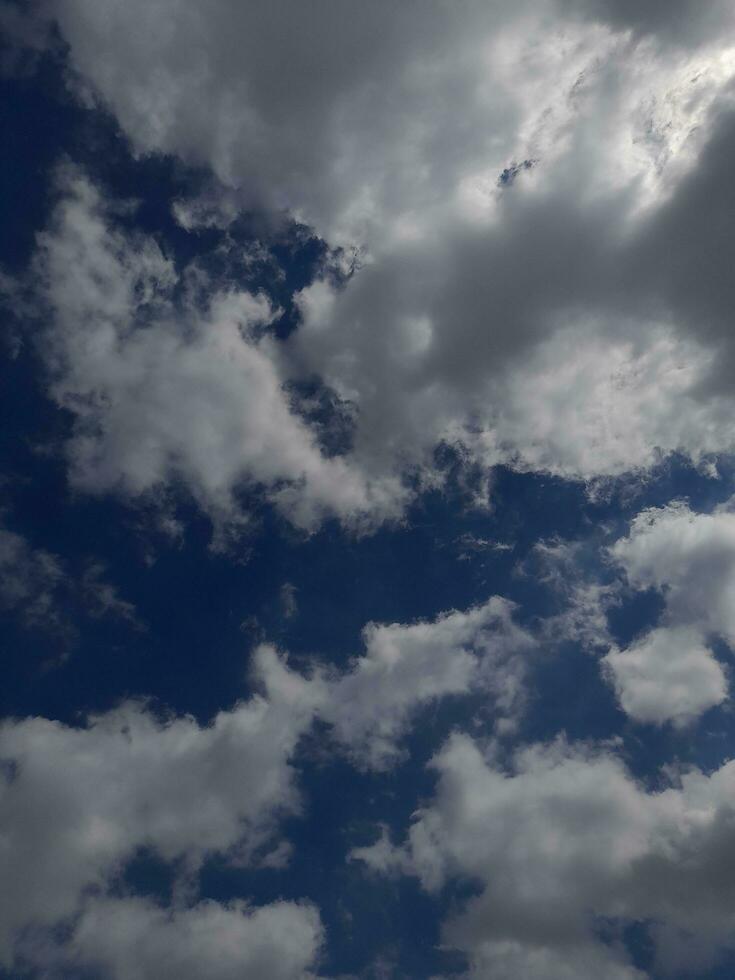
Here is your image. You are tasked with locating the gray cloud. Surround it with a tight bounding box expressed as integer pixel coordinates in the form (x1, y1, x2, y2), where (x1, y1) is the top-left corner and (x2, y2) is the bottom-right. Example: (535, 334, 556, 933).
(611, 501, 735, 642)
(0, 645, 320, 969)
(0, 523, 140, 641)
(0, 594, 535, 970)
(603, 625, 728, 726)
(44, 896, 323, 980)
(33, 168, 405, 534)
(8, 3, 734, 526)
(353, 733, 735, 978)
(564, 0, 735, 43)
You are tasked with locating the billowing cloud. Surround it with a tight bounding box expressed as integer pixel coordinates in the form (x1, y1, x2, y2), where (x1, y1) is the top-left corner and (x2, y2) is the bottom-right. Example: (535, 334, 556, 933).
(43, 0, 735, 240)
(0, 644, 319, 967)
(612, 502, 735, 643)
(597, 502, 735, 724)
(321, 597, 534, 769)
(34, 169, 404, 534)
(530, 505, 735, 727)
(353, 733, 735, 978)
(6, 4, 735, 977)
(603, 625, 728, 726)
(42, 896, 323, 980)
(0, 3, 721, 528)
(0, 595, 534, 969)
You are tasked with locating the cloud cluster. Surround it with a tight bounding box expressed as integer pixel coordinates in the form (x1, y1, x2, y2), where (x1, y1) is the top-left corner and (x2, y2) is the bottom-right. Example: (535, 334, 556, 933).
(46, 0, 735, 240)
(0, 644, 322, 973)
(43, 897, 324, 980)
(35, 169, 404, 533)
(17, 0, 734, 527)
(0, 594, 532, 972)
(603, 502, 735, 725)
(321, 597, 534, 769)
(612, 502, 735, 643)
(7, 2, 735, 976)
(354, 732, 735, 978)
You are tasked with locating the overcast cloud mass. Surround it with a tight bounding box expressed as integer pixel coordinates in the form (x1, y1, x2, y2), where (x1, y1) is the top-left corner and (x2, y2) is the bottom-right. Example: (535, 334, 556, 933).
(2, 0, 735, 977)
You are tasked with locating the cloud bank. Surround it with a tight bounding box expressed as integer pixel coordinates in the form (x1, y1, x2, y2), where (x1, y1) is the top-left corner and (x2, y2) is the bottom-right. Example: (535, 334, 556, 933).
(22, 0, 734, 519)
(354, 732, 735, 978)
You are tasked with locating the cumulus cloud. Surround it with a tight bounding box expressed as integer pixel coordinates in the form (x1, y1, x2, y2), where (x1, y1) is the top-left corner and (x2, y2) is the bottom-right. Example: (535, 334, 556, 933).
(8, 6, 735, 977)
(354, 732, 735, 978)
(279, 28, 735, 489)
(612, 502, 735, 643)
(321, 597, 534, 769)
(33, 168, 404, 534)
(5, 0, 731, 517)
(0, 594, 534, 970)
(45, 896, 323, 980)
(527, 506, 735, 727)
(0, 644, 320, 968)
(43, 1, 735, 240)
(603, 625, 728, 726)
(596, 502, 735, 724)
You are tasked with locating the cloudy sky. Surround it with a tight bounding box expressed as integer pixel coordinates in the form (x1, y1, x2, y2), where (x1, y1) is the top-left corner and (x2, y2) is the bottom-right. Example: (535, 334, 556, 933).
(2, 1, 735, 977)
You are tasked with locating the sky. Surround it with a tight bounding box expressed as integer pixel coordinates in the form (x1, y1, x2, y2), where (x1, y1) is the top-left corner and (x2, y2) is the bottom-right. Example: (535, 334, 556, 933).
(2, 1, 735, 978)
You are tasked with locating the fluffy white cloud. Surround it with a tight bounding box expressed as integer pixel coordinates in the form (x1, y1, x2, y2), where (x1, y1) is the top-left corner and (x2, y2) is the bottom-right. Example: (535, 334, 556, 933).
(0, 644, 319, 966)
(596, 502, 735, 724)
(51, 896, 323, 980)
(354, 733, 735, 978)
(322, 597, 534, 769)
(35, 169, 404, 533)
(612, 502, 735, 642)
(0, 595, 534, 969)
(536, 505, 735, 728)
(603, 625, 727, 726)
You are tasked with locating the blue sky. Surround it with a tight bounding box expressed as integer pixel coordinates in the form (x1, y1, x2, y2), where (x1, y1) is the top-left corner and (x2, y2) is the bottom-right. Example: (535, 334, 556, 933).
(3, 2, 735, 978)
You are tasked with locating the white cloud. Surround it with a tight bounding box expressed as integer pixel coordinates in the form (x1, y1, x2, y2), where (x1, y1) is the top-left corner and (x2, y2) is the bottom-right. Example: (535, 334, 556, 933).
(322, 597, 534, 769)
(354, 732, 735, 978)
(603, 625, 728, 726)
(0, 590, 537, 969)
(612, 502, 735, 643)
(456, 939, 646, 980)
(0, 595, 535, 968)
(596, 502, 735, 724)
(52, 896, 323, 980)
(35, 169, 405, 534)
(0, 644, 319, 966)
